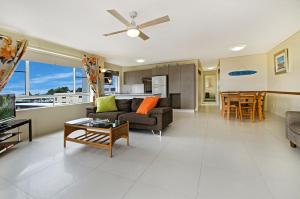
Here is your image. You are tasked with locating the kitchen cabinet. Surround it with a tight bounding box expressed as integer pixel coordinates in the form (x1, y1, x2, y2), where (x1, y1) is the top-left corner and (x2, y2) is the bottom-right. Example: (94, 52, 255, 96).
(140, 69, 152, 79)
(124, 69, 152, 85)
(124, 71, 136, 85)
(152, 66, 168, 76)
(180, 64, 195, 109)
(168, 65, 181, 93)
(124, 64, 196, 110)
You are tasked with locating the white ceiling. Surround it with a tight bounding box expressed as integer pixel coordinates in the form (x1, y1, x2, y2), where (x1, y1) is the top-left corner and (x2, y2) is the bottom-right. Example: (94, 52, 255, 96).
(1, 0, 300, 67)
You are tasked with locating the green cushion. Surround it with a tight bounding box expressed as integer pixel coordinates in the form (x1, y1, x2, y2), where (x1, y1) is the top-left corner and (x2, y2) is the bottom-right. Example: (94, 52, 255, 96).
(96, 96, 118, 113)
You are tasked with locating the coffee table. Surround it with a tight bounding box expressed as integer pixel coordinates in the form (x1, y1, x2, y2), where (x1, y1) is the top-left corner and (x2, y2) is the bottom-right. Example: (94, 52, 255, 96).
(64, 118, 129, 157)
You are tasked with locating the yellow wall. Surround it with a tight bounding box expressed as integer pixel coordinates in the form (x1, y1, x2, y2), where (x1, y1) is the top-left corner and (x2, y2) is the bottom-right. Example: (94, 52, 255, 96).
(16, 103, 92, 139)
(267, 31, 300, 117)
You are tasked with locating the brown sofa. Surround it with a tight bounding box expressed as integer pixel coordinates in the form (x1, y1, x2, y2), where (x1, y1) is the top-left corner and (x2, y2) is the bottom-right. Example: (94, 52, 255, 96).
(86, 98, 173, 135)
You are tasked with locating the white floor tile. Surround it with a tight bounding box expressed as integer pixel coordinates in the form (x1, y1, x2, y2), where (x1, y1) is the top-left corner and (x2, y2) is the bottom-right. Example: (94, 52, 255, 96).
(197, 166, 273, 199)
(1, 107, 300, 199)
(0, 178, 33, 199)
(15, 160, 91, 199)
(139, 156, 201, 198)
(124, 181, 193, 199)
(54, 169, 133, 199)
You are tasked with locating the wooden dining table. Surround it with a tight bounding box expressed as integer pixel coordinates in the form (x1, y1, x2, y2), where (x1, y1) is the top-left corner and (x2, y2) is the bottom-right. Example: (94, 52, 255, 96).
(220, 91, 266, 120)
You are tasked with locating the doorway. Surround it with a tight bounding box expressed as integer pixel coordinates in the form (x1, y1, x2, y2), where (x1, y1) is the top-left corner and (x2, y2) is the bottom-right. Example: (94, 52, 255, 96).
(203, 73, 217, 104)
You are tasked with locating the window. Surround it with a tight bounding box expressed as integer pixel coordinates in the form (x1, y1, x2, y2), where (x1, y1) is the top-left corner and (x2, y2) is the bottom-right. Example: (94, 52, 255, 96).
(29, 61, 74, 95)
(1, 60, 91, 109)
(75, 68, 88, 93)
(1, 60, 26, 95)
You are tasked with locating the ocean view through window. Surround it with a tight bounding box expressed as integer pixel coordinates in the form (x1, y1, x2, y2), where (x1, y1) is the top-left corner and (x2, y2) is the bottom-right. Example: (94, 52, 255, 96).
(0, 60, 91, 109)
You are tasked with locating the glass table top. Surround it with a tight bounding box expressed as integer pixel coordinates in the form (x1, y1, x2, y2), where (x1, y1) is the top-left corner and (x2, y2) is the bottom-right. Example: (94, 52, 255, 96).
(65, 118, 126, 129)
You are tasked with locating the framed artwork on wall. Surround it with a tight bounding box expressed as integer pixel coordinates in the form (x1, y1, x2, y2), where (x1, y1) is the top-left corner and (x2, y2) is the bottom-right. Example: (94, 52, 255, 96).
(274, 49, 288, 74)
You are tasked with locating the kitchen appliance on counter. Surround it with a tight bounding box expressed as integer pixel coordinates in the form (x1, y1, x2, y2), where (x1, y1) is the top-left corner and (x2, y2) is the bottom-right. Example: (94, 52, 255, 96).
(152, 76, 168, 98)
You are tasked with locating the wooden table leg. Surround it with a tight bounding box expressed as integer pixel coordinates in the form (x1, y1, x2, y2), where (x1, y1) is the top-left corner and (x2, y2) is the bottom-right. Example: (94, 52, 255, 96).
(227, 105, 230, 119)
(126, 123, 129, 146)
(64, 124, 77, 148)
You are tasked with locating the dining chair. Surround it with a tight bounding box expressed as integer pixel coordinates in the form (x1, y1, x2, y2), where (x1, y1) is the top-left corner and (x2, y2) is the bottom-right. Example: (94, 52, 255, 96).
(221, 93, 239, 119)
(238, 92, 257, 121)
(257, 91, 266, 121)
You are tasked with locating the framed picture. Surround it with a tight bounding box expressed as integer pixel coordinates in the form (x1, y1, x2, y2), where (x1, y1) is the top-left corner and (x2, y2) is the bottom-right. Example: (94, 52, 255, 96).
(274, 49, 288, 74)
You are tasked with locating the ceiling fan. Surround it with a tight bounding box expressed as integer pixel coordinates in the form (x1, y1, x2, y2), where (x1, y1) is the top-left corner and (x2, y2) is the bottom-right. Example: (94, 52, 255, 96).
(103, 9, 170, 40)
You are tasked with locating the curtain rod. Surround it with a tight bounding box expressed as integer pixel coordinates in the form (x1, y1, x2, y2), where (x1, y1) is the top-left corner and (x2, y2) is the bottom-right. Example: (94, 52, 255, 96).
(27, 46, 82, 61)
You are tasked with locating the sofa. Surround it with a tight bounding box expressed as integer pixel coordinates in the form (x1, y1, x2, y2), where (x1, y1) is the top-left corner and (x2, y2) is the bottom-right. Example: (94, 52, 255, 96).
(286, 111, 300, 148)
(86, 98, 173, 135)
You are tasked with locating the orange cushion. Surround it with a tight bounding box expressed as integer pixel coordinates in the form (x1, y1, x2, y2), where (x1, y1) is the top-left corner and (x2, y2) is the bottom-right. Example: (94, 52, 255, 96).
(136, 97, 160, 115)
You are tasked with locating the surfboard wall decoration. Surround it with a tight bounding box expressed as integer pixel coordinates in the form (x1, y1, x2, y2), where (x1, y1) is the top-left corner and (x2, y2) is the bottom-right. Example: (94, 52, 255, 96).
(228, 70, 257, 76)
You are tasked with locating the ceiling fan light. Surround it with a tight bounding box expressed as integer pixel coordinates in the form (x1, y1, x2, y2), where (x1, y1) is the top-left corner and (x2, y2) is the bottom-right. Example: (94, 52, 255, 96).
(127, 28, 140, 37)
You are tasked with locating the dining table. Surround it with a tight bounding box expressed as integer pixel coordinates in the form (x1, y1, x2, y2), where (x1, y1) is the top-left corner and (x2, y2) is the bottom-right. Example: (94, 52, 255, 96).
(220, 91, 266, 121)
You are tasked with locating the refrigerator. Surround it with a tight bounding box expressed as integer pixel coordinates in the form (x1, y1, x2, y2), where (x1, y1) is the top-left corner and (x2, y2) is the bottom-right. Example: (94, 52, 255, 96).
(152, 76, 168, 98)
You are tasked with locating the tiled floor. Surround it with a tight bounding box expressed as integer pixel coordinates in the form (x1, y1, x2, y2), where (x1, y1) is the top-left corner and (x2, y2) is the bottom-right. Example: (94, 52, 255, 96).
(1, 107, 300, 199)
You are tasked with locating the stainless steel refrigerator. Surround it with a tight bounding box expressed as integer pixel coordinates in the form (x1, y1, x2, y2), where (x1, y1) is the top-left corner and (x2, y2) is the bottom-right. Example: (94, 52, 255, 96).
(152, 76, 168, 98)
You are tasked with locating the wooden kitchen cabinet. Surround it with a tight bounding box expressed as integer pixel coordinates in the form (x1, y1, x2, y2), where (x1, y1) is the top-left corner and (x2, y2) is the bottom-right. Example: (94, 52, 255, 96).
(124, 71, 135, 85)
(180, 64, 195, 109)
(168, 65, 181, 93)
(152, 66, 168, 76)
(124, 69, 152, 85)
(140, 69, 152, 79)
(124, 64, 196, 110)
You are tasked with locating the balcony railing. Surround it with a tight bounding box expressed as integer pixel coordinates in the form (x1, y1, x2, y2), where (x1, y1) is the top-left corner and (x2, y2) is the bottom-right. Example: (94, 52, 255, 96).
(16, 93, 91, 110)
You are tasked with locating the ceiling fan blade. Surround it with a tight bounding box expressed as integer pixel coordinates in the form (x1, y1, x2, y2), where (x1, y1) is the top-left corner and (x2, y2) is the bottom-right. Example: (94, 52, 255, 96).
(107, 9, 131, 27)
(103, 29, 127, 36)
(139, 31, 150, 40)
(138, 15, 170, 29)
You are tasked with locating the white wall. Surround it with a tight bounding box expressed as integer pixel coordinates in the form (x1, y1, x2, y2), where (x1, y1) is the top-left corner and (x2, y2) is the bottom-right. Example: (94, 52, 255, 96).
(219, 54, 268, 91)
(16, 103, 92, 140)
(267, 31, 300, 117)
(1, 27, 105, 67)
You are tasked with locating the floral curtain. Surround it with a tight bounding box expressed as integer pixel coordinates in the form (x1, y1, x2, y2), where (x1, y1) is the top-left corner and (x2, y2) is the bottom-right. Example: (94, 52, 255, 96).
(82, 55, 101, 97)
(0, 35, 28, 92)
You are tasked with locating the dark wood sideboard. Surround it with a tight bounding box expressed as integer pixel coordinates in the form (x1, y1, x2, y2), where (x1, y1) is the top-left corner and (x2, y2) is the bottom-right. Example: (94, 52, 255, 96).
(0, 119, 32, 154)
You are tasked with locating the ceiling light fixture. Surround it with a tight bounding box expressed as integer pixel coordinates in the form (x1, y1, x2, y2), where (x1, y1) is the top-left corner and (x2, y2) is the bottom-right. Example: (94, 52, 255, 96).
(127, 28, 140, 37)
(207, 67, 215, 70)
(230, 45, 247, 52)
(136, 59, 145, 63)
